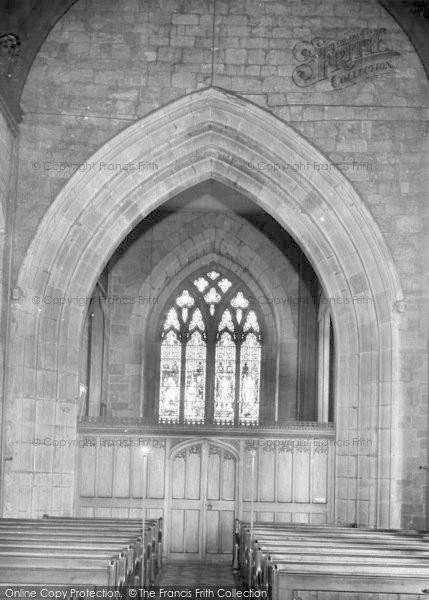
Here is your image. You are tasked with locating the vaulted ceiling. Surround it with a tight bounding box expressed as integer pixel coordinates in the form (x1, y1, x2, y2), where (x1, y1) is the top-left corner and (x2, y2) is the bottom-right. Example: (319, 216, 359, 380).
(0, 0, 428, 125)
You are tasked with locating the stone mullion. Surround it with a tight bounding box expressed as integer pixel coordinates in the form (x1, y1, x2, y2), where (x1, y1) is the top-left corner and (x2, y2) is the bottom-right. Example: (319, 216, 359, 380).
(205, 327, 216, 425)
(234, 339, 241, 426)
(179, 337, 187, 424)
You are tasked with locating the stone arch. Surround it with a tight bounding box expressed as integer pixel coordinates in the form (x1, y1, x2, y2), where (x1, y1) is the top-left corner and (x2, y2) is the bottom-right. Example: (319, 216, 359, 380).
(5, 87, 403, 526)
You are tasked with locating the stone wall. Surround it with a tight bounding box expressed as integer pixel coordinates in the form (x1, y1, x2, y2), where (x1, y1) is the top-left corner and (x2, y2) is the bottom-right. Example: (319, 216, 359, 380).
(8, 0, 429, 525)
(0, 107, 15, 510)
(16, 0, 427, 273)
(0, 109, 12, 303)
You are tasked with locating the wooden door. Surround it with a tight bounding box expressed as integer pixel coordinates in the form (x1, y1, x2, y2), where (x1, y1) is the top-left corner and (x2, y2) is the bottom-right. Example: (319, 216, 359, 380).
(169, 440, 238, 561)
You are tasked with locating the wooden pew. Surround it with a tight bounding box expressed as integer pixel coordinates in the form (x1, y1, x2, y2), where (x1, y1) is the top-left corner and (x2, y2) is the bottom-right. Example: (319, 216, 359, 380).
(0, 529, 142, 586)
(0, 563, 117, 586)
(256, 548, 429, 592)
(235, 521, 429, 599)
(0, 517, 162, 589)
(238, 522, 428, 569)
(269, 562, 429, 600)
(0, 533, 145, 586)
(0, 516, 163, 576)
(238, 523, 429, 582)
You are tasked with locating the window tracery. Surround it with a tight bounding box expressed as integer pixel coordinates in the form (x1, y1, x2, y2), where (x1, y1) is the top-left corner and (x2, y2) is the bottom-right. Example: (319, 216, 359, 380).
(158, 268, 262, 426)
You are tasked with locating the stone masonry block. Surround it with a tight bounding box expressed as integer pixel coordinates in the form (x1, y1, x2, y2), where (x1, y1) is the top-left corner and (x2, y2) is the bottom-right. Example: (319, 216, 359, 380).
(172, 13, 200, 25)
(225, 49, 248, 65)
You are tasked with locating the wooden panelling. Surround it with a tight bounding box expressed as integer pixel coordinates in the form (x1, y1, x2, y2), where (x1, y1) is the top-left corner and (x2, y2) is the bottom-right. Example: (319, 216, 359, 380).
(95, 444, 114, 497)
(259, 511, 275, 520)
(222, 452, 235, 501)
(207, 449, 220, 501)
(220, 511, 233, 553)
(312, 447, 328, 503)
(205, 510, 235, 554)
(170, 510, 185, 553)
(276, 512, 292, 522)
(293, 447, 311, 502)
(76, 432, 334, 556)
(242, 459, 253, 502)
(130, 446, 145, 498)
(276, 449, 293, 502)
(206, 511, 219, 554)
(172, 453, 186, 499)
(78, 444, 96, 497)
(184, 510, 200, 553)
(186, 446, 201, 500)
(148, 445, 166, 498)
(293, 512, 310, 523)
(113, 445, 130, 498)
(310, 512, 327, 524)
(259, 449, 275, 502)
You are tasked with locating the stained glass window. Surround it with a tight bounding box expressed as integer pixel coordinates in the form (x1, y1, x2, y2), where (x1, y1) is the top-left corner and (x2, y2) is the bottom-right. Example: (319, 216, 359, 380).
(194, 277, 208, 292)
(218, 278, 232, 293)
(214, 332, 236, 424)
(164, 307, 180, 331)
(219, 309, 234, 332)
(184, 331, 206, 423)
(159, 331, 181, 422)
(176, 290, 194, 308)
(239, 333, 261, 424)
(158, 268, 262, 426)
(243, 310, 259, 332)
(231, 292, 249, 309)
(207, 271, 220, 280)
(204, 287, 221, 305)
(189, 308, 204, 331)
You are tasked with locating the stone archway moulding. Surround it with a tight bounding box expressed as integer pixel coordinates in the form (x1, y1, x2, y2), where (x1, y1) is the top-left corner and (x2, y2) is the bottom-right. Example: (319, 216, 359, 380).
(5, 87, 403, 526)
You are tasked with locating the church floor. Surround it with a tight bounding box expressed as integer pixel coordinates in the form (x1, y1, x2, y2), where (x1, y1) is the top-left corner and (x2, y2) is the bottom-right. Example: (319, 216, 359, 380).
(156, 560, 238, 586)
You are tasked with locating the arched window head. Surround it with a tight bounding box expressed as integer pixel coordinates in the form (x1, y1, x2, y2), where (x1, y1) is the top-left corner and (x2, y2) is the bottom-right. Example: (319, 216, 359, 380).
(158, 268, 262, 426)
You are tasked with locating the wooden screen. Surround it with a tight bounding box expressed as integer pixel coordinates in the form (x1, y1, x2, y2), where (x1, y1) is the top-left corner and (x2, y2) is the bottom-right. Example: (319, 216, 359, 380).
(76, 430, 334, 556)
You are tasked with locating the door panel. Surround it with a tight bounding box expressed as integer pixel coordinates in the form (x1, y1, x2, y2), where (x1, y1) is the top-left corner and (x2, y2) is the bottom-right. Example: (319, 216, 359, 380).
(204, 446, 237, 557)
(220, 511, 234, 553)
(207, 448, 221, 500)
(169, 441, 238, 560)
(222, 451, 236, 501)
(205, 511, 219, 553)
(171, 452, 186, 499)
(184, 509, 200, 553)
(206, 509, 235, 555)
(170, 509, 185, 553)
(186, 446, 202, 500)
(170, 444, 203, 557)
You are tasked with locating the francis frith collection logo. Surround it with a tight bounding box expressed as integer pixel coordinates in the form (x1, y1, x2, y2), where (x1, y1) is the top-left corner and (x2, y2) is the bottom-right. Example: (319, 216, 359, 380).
(292, 28, 400, 90)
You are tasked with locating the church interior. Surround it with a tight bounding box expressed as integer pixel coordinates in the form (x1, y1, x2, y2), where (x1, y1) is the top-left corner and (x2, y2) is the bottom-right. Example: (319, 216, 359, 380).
(0, 0, 428, 596)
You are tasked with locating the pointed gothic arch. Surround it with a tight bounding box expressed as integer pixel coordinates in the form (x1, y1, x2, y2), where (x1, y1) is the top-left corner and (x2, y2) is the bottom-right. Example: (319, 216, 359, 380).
(5, 87, 403, 527)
